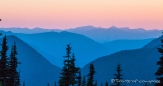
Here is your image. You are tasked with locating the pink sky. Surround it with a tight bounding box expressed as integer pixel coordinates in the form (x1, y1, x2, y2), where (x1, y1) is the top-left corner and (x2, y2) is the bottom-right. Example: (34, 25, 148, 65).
(0, 0, 163, 30)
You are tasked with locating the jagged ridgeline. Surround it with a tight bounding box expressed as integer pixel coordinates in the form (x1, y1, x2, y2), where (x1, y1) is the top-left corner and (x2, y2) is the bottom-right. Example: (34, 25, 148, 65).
(0, 35, 20, 86)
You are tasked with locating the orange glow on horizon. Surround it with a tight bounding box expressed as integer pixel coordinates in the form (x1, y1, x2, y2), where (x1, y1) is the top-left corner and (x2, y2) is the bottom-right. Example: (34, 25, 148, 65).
(0, 0, 163, 30)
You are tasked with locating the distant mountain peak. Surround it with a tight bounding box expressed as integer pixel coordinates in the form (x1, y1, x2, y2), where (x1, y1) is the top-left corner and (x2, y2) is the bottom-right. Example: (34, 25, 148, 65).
(73, 25, 97, 30)
(81, 25, 96, 28)
(108, 26, 146, 31)
(66, 25, 101, 32)
(136, 28, 144, 30)
(109, 25, 117, 29)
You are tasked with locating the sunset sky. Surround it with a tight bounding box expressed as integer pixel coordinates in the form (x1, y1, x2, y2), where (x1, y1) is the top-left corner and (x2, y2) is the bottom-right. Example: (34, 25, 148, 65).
(0, 0, 163, 30)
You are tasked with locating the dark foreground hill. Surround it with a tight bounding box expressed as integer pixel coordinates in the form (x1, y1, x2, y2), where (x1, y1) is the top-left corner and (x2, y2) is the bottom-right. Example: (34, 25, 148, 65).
(82, 36, 163, 86)
(0, 35, 61, 86)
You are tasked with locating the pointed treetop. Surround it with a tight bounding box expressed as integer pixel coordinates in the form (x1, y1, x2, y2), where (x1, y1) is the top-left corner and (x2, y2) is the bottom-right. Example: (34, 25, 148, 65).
(64, 43, 71, 58)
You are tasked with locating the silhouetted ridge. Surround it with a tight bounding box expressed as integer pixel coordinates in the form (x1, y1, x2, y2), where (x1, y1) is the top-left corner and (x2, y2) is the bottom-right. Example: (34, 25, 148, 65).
(82, 35, 163, 86)
(0, 35, 61, 86)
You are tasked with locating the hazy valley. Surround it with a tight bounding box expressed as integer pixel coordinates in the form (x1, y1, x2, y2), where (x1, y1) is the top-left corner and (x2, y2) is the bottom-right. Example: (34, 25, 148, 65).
(0, 26, 162, 86)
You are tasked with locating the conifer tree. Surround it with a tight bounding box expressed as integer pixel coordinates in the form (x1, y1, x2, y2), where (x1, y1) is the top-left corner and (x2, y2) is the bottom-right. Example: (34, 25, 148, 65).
(155, 38, 163, 86)
(59, 44, 72, 86)
(112, 63, 123, 86)
(0, 35, 9, 86)
(87, 63, 96, 86)
(59, 44, 80, 86)
(69, 53, 80, 86)
(0, 36, 21, 86)
(8, 42, 20, 86)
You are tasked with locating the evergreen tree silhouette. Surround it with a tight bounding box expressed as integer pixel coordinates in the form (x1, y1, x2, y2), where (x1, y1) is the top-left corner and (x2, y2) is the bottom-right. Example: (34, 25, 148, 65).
(112, 63, 123, 86)
(87, 63, 96, 86)
(70, 53, 80, 86)
(0, 35, 9, 86)
(0, 36, 21, 86)
(59, 44, 80, 86)
(155, 37, 163, 86)
(8, 42, 21, 86)
(59, 44, 72, 86)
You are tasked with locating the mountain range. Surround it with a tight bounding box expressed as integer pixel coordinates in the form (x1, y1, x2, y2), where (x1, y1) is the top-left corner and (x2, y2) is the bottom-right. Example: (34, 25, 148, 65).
(0, 26, 162, 86)
(0, 27, 61, 34)
(0, 35, 61, 86)
(0, 30, 154, 68)
(13, 31, 110, 67)
(82, 35, 163, 86)
(66, 26, 162, 42)
(1, 26, 162, 43)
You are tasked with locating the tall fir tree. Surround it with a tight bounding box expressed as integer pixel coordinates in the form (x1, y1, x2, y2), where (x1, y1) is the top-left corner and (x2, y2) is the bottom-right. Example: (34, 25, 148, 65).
(87, 63, 96, 86)
(59, 44, 80, 86)
(0, 36, 21, 86)
(112, 63, 123, 86)
(69, 53, 80, 86)
(0, 35, 9, 86)
(8, 42, 20, 86)
(59, 44, 72, 86)
(155, 38, 163, 86)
